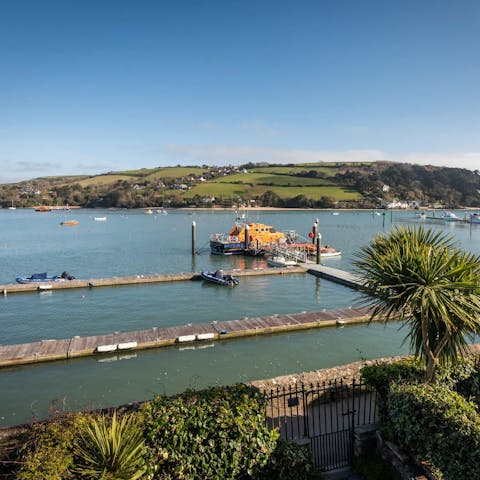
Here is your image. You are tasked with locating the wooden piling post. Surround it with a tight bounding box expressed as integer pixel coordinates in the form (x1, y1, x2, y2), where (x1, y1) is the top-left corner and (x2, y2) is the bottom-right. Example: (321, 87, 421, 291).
(191, 221, 196, 255)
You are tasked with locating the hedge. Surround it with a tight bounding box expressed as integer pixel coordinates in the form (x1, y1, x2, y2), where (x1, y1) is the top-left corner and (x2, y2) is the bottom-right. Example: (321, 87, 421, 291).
(141, 384, 279, 480)
(387, 383, 480, 479)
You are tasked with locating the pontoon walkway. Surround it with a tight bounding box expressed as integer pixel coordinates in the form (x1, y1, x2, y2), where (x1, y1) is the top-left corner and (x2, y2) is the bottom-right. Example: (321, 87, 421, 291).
(0, 306, 372, 368)
(0, 264, 363, 294)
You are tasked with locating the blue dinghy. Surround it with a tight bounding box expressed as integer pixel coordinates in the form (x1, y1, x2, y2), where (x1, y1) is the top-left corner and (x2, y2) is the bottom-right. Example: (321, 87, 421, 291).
(15, 271, 75, 284)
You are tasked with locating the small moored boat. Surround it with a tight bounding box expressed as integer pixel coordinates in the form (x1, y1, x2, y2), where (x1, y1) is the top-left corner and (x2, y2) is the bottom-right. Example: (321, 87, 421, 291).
(442, 212, 459, 221)
(266, 255, 297, 267)
(469, 213, 480, 224)
(319, 246, 342, 258)
(60, 220, 79, 226)
(16, 272, 60, 284)
(201, 270, 239, 286)
(15, 271, 75, 284)
(94, 217, 107, 221)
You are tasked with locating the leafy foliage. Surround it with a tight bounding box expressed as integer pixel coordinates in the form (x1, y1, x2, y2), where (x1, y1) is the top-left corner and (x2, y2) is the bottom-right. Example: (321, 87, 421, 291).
(254, 439, 315, 480)
(16, 414, 82, 480)
(141, 384, 279, 480)
(387, 382, 480, 479)
(73, 411, 146, 480)
(354, 225, 480, 382)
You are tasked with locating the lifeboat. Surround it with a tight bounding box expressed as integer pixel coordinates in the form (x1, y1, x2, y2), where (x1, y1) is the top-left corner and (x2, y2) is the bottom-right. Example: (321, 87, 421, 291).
(210, 221, 286, 255)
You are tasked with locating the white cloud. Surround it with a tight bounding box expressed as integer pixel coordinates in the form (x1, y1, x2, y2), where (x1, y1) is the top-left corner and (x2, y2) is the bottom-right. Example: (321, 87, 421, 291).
(3, 146, 479, 184)
(162, 144, 480, 171)
(239, 120, 279, 138)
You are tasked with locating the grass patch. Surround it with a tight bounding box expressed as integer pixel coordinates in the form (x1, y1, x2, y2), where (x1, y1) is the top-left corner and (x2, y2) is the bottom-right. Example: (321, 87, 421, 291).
(182, 183, 249, 198)
(182, 183, 360, 201)
(212, 172, 335, 186)
(77, 175, 143, 187)
(251, 166, 339, 177)
(145, 167, 209, 180)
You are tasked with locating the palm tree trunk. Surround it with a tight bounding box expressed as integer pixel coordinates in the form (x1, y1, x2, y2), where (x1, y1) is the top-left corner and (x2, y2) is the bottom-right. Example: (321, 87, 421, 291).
(421, 314, 437, 383)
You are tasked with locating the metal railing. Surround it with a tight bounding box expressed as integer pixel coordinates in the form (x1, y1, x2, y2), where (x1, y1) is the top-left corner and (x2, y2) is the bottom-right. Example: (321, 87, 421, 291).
(264, 377, 377, 471)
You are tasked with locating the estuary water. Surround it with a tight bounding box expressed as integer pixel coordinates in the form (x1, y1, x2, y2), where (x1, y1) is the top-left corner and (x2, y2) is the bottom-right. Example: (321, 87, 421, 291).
(1, 208, 479, 426)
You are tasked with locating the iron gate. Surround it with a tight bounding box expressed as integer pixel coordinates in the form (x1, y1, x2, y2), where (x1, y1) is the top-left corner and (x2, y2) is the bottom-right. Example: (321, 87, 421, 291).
(265, 378, 377, 471)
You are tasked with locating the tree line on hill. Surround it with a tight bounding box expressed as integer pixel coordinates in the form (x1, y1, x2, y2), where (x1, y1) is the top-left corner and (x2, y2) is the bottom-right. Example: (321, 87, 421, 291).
(1, 162, 479, 209)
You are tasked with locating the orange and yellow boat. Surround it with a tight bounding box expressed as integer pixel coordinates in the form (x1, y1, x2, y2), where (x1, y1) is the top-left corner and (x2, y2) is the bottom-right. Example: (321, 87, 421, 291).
(210, 213, 287, 255)
(60, 220, 79, 226)
(35, 206, 52, 212)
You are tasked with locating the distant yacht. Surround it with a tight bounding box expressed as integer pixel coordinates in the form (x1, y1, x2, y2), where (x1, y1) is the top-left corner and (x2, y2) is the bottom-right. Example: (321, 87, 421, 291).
(442, 212, 459, 221)
(7, 200, 16, 210)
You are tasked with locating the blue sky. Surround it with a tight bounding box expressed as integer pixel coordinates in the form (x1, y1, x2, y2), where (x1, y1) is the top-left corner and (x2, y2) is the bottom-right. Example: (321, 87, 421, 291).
(1, 0, 479, 183)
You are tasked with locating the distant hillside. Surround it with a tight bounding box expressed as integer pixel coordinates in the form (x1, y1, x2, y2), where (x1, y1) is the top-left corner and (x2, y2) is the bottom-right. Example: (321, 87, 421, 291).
(1, 162, 479, 209)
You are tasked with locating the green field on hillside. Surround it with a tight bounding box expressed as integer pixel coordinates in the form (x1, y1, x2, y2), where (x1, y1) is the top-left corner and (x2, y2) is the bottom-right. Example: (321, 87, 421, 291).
(77, 175, 142, 187)
(250, 166, 339, 177)
(180, 183, 249, 198)
(183, 182, 359, 201)
(145, 167, 208, 180)
(211, 172, 335, 186)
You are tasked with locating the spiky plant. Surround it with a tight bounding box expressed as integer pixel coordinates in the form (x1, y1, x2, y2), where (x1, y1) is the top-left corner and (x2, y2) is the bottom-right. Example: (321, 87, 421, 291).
(74, 411, 146, 480)
(353, 225, 480, 383)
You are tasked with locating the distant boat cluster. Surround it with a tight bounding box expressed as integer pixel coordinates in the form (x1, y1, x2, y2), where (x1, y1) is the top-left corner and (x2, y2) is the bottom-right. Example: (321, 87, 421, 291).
(416, 211, 480, 224)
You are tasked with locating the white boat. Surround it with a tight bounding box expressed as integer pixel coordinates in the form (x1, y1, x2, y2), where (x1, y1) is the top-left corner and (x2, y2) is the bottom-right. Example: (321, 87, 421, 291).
(319, 248, 342, 258)
(266, 255, 297, 267)
(94, 217, 107, 221)
(470, 213, 480, 224)
(7, 200, 16, 210)
(442, 212, 459, 221)
(145, 209, 153, 215)
(156, 209, 168, 215)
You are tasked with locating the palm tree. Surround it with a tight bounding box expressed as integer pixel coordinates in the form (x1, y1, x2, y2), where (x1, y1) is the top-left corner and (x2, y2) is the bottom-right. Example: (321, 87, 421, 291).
(353, 225, 480, 383)
(74, 411, 146, 480)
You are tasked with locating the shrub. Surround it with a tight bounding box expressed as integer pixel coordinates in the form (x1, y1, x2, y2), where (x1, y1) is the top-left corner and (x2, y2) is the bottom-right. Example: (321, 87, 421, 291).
(73, 411, 146, 479)
(361, 359, 424, 397)
(141, 384, 279, 480)
(16, 414, 82, 480)
(361, 359, 424, 432)
(254, 439, 315, 480)
(387, 382, 480, 479)
(447, 358, 480, 405)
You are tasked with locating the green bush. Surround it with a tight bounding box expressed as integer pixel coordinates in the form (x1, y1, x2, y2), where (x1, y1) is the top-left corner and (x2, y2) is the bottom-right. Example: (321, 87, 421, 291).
(361, 359, 424, 398)
(254, 439, 315, 480)
(387, 382, 480, 479)
(16, 413, 83, 480)
(141, 384, 279, 480)
(361, 359, 424, 433)
(447, 358, 480, 405)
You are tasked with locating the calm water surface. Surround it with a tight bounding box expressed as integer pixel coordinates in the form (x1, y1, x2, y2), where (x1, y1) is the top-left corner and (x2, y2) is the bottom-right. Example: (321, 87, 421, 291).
(1, 208, 479, 426)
